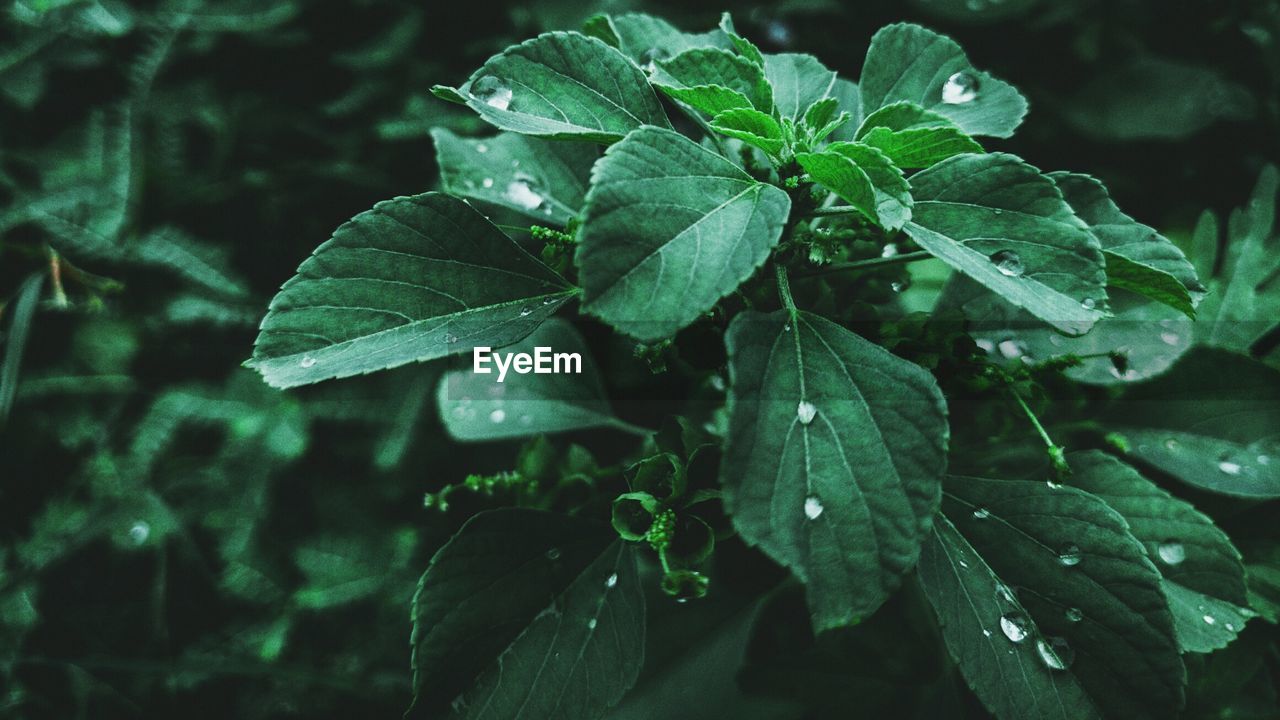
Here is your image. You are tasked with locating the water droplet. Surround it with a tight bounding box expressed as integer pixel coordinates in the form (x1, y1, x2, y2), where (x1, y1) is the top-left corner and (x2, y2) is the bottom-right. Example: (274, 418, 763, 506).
(489, 409, 506, 423)
(1218, 459, 1243, 476)
(1160, 331, 1180, 346)
(481, 177, 494, 188)
(975, 338, 995, 353)
(796, 400, 817, 425)
(999, 613, 1029, 643)
(941, 71, 980, 104)
(1036, 636, 1074, 670)
(1048, 334, 1064, 347)
(1203, 614, 1216, 625)
(475, 143, 488, 153)
(1058, 543, 1082, 567)
(444, 333, 458, 344)
(881, 244, 899, 258)
(989, 249, 1024, 277)
(997, 338, 1026, 360)
(299, 356, 317, 368)
(470, 75, 513, 110)
(982, 629, 993, 637)
(1065, 607, 1083, 623)
(1225, 622, 1236, 631)
(129, 521, 150, 545)
(804, 496, 824, 520)
(545, 548, 561, 561)
(505, 175, 544, 211)
(519, 306, 533, 317)
(891, 280, 909, 293)
(1157, 541, 1186, 566)
(958, 559, 970, 568)
(973, 507, 991, 520)
(1081, 298, 1097, 310)
(587, 618, 598, 630)
(1258, 454, 1272, 466)
(1164, 438, 1179, 450)
(605, 573, 618, 588)
(783, 323, 792, 332)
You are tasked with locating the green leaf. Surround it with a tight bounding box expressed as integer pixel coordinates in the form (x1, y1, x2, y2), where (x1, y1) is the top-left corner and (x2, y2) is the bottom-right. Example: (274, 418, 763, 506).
(764, 52, 838, 121)
(904, 153, 1107, 335)
(577, 126, 790, 341)
(797, 142, 912, 230)
(459, 32, 670, 143)
(1194, 165, 1279, 352)
(249, 193, 575, 388)
(436, 319, 622, 441)
(651, 47, 773, 115)
(602, 12, 731, 66)
(799, 97, 843, 141)
(923, 475, 1185, 720)
(859, 23, 1028, 138)
(918, 515, 1101, 720)
(1, 274, 43, 425)
(827, 78, 862, 141)
(709, 107, 785, 157)
(854, 101, 983, 168)
(431, 128, 597, 224)
(410, 509, 643, 719)
(1067, 451, 1251, 653)
(803, 141, 912, 228)
(721, 309, 948, 631)
(1106, 348, 1280, 498)
(718, 13, 765, 67)
(1051, 172, 1203, 318)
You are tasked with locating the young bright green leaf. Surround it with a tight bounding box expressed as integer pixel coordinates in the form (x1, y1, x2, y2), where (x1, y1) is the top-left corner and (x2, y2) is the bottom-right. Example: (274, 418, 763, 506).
(859, 23, 1028, 138)
(855, 101, 983, 168)
(918, 516, 1101, 720)
(764, 53, 838, 121)
(249, 193, 575, 388)
(459, 32, 670, 143)
(797, 142, 912, 230)
(577, 126, 790, 341)
(652, 47, 773, 115)
(718, 13, 765, 67)
(409, 509, 643, 719)
(1067, 451, 1251, 653)
(927, 475, 1185, 720)
(431, 128, 596, 224)
(1051, 172, 1203, 318)
(436, 319, 621, 441)
(1194, 165, 1279, 352)
(1107, 348, 1280, 498)
(827, 78, 862, 141)
(599, 12, 731, 66)
(709, 108, 785, 157)
(721, 309, 948, 631)
(905, 153, 1107, 335)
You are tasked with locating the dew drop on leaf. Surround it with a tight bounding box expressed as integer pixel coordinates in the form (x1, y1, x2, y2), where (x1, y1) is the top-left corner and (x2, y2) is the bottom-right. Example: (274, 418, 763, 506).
(982, 629, 992, 637)
(975, 338, 995, 353)
(1036, 636, 1074, 670)
(1203, 614, 1216, 625)
(605, 573, 618, 589)
(999, 613, 1029, 643)
(1218, 457, 1243, 475)
(475, 143, 488, 153)
(1065, 607, 1083, 623)
(489, 409, 506, 423)
(804, 495, 824, 520)
(941, 71, 980, 104)
(1160, 331, 1180, 346)
(1058, 543, 1082, 567)
(1081, 298, 1097, 310)
(796, 400, 817, 425)
(519, 306, 533, 317)
(545, 547, 561, 561)
(443, 333, 458, 344)
(997, 338, 1026, 360)
(989, 249, 1024, 277)
(1157, 541, 1186, 566)
(973, 507, 991, 520)
(505, 176, 544, 211)
(481, 177, 494, 188)
(299, 356, 317, 368)
(891, 280, 909, 293)
(881, 244, 899, 258)
(1164, 438, 1179, 450)
(470, 75, 513, 110)
(129, 521, 150, 546)
(587, 618, 597, 630)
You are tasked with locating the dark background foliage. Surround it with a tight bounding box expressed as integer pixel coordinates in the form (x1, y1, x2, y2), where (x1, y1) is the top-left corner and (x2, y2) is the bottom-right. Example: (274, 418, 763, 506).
(1, 0, 1277, 718)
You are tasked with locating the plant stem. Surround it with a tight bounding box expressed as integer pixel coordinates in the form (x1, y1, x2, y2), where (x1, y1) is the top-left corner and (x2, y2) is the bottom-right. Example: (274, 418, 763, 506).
(798, 250, 932, 278)
(774, 264, 797, 313)
(809, 206, 866, 217)
(1008, 388, 1054, 450)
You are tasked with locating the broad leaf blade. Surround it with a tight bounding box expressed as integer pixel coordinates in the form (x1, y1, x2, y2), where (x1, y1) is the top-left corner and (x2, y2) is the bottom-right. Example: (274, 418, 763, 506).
(855, 101, 983, 169)
(859, 23, 1028, 138)
(1051, 172, 1203, 318)
(764, 52, 838, 121)
(709, 108, 785, 157)
(577, 126, 790, 341)
(437, 319, 618, 441)
(918, 515, 1100, 720)
(721, 309, 948, 631)
(432, 128, 596, 224)
(604, 13, 731, 65)
(905, 153, 1107, 335)
(460, 32, 670, 143)
(0, 274, 43, 425)
(410, 509, 643, 719)
(933, 475, 1185, 720)
(652, 47, 772, 115)
(1067, 451, 1251, 653)
(797, 142, 912, 230)
(250, 193, 575, 388)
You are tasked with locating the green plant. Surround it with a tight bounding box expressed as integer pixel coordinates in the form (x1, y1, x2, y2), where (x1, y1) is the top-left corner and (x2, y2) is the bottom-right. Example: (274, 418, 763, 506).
(238, 11, 1280, 720)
